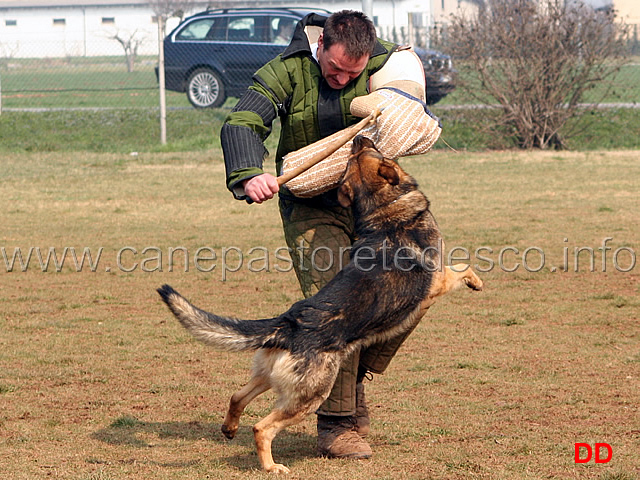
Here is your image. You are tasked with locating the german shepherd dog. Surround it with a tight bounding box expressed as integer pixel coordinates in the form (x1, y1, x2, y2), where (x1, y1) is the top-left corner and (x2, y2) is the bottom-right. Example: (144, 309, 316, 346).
(157, 135, 483, 474)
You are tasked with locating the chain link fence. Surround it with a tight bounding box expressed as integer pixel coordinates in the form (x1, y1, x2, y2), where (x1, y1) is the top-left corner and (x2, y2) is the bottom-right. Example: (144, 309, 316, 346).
(0, 19, 638, 112)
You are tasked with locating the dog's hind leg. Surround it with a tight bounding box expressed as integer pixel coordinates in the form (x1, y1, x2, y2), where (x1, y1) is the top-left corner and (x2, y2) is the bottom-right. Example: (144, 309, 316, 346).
(253, 407, 312, 474)
(222, 375, 270, 440)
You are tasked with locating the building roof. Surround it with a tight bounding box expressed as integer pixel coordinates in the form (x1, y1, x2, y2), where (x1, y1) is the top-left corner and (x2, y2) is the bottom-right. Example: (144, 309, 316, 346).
(0, 0, 341, 10)
(0, 0, 147, 6)
(0, 0, 214, 8)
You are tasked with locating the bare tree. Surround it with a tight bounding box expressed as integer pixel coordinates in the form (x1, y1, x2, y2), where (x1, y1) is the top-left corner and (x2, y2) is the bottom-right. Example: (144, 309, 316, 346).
(109, 30, 146, 73)
(0, 41, 19, 63)
(148, 0, 193, 20)
(447, 0, 630, 149)
(0, 41, 20, 115)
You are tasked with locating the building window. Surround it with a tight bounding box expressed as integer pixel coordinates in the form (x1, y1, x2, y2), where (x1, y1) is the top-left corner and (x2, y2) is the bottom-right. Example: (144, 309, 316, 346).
(5, 19, 17, 26)
(102, 17, 115, 25)
(53, 18, 66, 26)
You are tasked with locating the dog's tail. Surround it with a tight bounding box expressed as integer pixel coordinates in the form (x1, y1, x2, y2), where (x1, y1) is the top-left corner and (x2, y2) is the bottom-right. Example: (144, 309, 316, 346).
(157, 284, 283, 352)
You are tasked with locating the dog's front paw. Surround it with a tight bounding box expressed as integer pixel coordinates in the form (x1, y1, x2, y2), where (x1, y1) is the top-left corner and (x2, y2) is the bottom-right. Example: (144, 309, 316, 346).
(465, 271, 484, 292)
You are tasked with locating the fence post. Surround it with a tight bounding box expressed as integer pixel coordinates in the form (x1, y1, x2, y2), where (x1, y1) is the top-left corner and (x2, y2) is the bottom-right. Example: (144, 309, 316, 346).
(157, 14, 167, 145)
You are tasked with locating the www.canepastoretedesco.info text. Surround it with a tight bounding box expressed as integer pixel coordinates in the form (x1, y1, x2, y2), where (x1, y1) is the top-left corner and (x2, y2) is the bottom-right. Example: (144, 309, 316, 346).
(1, 238, 636, 279)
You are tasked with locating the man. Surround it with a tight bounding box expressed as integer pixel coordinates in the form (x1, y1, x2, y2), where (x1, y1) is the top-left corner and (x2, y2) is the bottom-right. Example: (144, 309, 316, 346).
(220, 10, 421, 460)
(273, 19, 295, 45)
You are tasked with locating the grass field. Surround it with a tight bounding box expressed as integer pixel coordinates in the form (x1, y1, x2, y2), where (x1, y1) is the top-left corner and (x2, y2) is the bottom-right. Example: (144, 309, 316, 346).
(0, 105, 639, 154)
(1, 55, 639, 109)
(0, 57, 191, 110)
(436, 58, 640, 107)
(1, 148, 638, 480)
(1, 55, 639, 153)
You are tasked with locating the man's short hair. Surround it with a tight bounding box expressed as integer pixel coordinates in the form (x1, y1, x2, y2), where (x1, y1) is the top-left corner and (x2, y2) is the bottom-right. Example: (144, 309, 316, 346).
(323, 10, 377, 59)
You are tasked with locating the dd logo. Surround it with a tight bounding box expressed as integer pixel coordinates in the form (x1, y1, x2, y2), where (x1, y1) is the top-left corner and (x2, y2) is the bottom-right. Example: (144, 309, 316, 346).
(574, 443, 613, 464)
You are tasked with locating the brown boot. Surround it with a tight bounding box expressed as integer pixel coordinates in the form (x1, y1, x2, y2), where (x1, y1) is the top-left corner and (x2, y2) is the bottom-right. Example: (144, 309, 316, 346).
(355, 382, 370, 437)
(317, 415, 372, 459)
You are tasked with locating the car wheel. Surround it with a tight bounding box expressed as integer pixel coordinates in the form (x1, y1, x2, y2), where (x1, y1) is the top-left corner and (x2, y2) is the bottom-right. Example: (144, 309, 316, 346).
(186, 68, 225, 108)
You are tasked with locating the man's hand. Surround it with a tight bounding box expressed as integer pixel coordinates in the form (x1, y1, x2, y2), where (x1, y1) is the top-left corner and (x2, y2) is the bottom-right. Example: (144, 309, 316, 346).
(243, 174, 279, 203)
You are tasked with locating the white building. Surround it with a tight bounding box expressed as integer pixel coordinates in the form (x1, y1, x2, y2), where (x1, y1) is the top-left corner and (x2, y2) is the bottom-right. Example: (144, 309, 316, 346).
(0, 0, 175, 57)
(431, 0, 639, 24)
(0, 0, 432, 59)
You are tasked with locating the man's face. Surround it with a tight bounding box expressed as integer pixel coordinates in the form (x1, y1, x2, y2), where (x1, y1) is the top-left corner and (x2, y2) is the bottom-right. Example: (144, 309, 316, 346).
(317, 34, 369, 90)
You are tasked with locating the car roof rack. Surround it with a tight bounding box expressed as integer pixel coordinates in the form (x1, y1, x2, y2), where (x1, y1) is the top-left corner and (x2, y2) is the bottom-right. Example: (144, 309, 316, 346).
(194, 7, 331, 16)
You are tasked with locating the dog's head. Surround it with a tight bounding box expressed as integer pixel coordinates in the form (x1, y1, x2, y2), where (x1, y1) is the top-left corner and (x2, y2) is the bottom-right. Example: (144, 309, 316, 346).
(338, 136, 423, 218)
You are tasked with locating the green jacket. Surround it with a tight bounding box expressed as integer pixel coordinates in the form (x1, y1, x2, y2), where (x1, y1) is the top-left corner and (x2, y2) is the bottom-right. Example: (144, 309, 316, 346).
(220, 13, 397, 200)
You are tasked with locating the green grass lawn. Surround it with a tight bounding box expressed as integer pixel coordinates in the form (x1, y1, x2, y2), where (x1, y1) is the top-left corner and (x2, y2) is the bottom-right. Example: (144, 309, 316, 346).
(2, 55, 639, 109)
(437, 57, 640, 107)
(0, 104, 639, 154)
(1, 148, 638, 479)
(1, 55, 639, 152)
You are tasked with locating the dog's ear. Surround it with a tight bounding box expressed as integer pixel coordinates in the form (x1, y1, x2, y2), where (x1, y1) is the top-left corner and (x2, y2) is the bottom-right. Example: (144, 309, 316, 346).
(337, 182, 354, 207)
(378, 160, 400, 186)
(352, 135, 376, 153)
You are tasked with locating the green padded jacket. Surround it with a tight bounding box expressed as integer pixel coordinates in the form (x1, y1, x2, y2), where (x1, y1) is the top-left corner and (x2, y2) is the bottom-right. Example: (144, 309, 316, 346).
(220, 13, 397, 200)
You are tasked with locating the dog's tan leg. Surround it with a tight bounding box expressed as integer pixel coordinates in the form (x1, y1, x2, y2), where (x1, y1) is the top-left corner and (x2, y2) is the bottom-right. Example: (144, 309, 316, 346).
(253, 408, 309, 474)
(440, 264, 484, 294)
(222, 375, 270, 440)
(428, 265, 484, 299)
(419, 265, 483, 315)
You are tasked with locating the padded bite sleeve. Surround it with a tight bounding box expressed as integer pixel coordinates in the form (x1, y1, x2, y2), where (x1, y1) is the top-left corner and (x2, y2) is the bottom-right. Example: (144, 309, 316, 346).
(221, 124, 269, 198)
(232, 89, 278, 127)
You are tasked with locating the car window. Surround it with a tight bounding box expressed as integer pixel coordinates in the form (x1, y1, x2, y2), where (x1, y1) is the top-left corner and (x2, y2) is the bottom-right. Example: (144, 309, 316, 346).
(175, 18, 220, 41)
(227, 17, 256, 42)
(270, 16, 297, 45)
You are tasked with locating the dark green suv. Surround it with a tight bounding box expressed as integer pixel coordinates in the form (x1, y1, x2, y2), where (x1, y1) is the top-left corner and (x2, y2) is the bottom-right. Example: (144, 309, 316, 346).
(161, 7, 326, 108)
